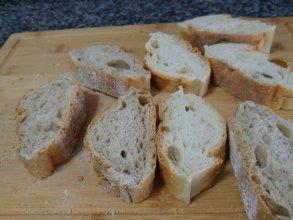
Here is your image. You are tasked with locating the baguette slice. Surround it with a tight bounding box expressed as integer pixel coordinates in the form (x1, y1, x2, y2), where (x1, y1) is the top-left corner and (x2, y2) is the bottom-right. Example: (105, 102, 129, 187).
(157, 88, 226, 203)
(178, 14, 276, 53)
(204, 43, 293, 110)
(229, 101, 293, 220)
(145, 32, 211, 97)
(84, 89, 156, 203)
(16, 75, 86, 179)
(69, 45, 151, 98)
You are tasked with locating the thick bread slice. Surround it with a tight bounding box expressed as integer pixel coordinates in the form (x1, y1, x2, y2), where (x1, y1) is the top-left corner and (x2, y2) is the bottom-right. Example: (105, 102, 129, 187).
(229, 101, 293, 220)
(84, 89, 156, 203)
(68, 45, 151, 98)
(204, 43, 293, 110)
(157, 88, 226, 203)
(144, 32, 211, 97)
(178, 14, 276, 53)
(16, 75, 86, 179)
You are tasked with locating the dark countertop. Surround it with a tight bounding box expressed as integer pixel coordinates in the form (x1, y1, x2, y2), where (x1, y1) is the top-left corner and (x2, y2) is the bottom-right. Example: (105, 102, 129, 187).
(0, 0, 292, 46)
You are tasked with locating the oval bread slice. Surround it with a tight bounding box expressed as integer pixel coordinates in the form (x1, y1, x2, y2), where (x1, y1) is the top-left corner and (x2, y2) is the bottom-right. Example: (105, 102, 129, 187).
(145, 32, 211, 97)
(157, 87, 227, 203)
(178, 14, 276, 53)
(16, 75, 86, 179)
(84, 88, 157, 203)
(204, 43, 293, 110)
(229, 101, 293, 219)
(68, 45, 151, 98)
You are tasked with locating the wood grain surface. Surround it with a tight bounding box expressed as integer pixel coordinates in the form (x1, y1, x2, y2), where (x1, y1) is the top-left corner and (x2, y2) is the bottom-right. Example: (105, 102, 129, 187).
(0, 17, 292, 220)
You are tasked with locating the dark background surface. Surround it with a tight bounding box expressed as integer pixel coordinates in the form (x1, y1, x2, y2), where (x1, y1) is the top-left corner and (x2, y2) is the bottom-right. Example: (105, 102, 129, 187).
(0, 0, 292, 46)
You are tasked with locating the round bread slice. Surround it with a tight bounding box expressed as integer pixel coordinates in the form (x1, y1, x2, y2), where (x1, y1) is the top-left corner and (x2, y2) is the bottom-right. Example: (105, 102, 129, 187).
(84, 89, 156, 203)
(204, 43, 293, 110)
(144, 32, 211, 97)
(229, 101, 293, 219)
(178, 14, 276, 53)
(68, 45, 151, 98)
(157, 87, 227, 203)
(16, 75, 86, 179)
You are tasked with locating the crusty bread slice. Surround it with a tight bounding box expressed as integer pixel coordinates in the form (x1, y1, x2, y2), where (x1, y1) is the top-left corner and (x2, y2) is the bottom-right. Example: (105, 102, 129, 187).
(16, 75, 86, 179)
(68, 45, 151, 98)
(204, 43, 293, 110)
(178, 14, 276, 53)
(144, 32, 211, 97)
(84, 89, 156, 203)
(229, 101, 293, 220)
(157, 87, 226, 203)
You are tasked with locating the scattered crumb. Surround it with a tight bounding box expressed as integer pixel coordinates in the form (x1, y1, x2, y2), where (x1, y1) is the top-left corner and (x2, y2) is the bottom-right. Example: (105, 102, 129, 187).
(33, 73, 47, 81)
(53, 62, 60, 67)
(77, 175, 84, 183)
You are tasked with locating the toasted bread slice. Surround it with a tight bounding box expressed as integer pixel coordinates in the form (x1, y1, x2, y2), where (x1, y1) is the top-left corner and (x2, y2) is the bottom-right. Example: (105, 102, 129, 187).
(69, 45, 151, 97)
(145, 32, 211, 97)
(178, 14, 276, 53)
(84, 89, 156, 203)
(204, 43, 293, 110)
(157, 88, 226, 203)
(16, 75, 86, 179)
(229, 101, 293, 219)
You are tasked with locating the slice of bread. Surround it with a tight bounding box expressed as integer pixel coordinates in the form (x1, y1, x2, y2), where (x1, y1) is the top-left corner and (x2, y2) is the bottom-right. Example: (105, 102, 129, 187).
(178, 14, 276, 53)
(229, 101, 293, 220)
(84, 89, 156, 203)
(69, 45, 151, 98)
(157, 87, 226, 203)
(204, 43, 293, 110)
(144, 32, 211, 97)
(16, 75, 86, 179)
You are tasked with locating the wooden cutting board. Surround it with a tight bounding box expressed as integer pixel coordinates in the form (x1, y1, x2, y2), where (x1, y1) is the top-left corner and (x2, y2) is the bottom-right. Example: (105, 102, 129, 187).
(0, 17, 292, 220)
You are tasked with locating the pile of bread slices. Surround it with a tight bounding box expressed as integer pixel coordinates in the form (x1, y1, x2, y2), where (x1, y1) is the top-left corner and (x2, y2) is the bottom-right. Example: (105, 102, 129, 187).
(16, 14, 292, 220)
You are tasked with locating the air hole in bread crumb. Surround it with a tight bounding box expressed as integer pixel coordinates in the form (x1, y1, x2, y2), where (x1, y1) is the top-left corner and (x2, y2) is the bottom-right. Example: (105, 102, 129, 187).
(151, 40, 159, 49)
(261, 73, 273, 79)
(96, 136, 99, 141)
(124, 169, 130, 174)
(160, 126, 170, 132)
(168, 146, 180, 166)
(120, 150, 127, 158)
(251, 74, 260, 79)
(135, 161, 139, 168)
(20, 115, 27, 123)
(138, 96, 149, 106)
(77, 57, 82, 61)
(120, 101, 127, 110)
(185, 106, 195, 112)
(56, 109, 62, 119)
(163, 62, 169, 67)
(139, 142, 143, 149)
(107, 60, 130, 70)
(276, 123, 291, 138)
(262, 134, 272, 145)
(255, 145, 267, 168)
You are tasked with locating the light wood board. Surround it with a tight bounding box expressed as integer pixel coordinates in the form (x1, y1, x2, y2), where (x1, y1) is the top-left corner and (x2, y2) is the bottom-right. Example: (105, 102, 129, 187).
(0, 17, 292, 219)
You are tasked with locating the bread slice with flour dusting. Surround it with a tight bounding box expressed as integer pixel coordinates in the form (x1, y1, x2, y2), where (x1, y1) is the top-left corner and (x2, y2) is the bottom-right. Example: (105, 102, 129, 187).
(229, 101, 293, 220)
(204, 43, 293, 110)
(16, 75, 86, 179)
(178, 14, 276, 53)
(157, 88, 226, 203)
(145, 32, 211, 97)
(84, 89, 156, 203)
(69, 45, 151, 97)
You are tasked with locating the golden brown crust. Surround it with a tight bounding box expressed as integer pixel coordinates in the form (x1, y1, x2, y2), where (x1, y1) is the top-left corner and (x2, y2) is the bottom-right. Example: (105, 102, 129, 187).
(84, 90, 156, 203)
(68, 52, 151, 98)
(16, 81, 86, 179)
(156, 93, 227, 203)
(209, 58, 291, 110)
